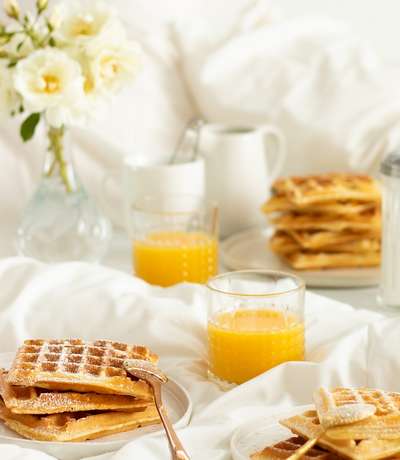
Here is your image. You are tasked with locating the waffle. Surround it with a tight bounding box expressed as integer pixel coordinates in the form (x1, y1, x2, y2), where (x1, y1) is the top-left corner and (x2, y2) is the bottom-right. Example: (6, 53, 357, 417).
(270, 174, 381, 206)
(263, 174, 381, 270)
(251, 436, 340, 459)
(270, 209, 381, 233)
(0, 398, 160, 442)
(7, 339, 157, 398)
(281, 410, 400, 460)
(289, 229, 380, 251)
(270, 232, 301, 255)
(0, 369, 149, 415)
(263, 196, 377, 216)
(270, 232, 380, 255)
(316, 387, 400, 441)
(284, 250, 380, 270)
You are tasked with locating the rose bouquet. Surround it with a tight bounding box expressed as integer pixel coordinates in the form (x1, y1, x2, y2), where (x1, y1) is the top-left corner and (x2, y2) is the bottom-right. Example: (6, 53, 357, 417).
(0, 0, 141, 191)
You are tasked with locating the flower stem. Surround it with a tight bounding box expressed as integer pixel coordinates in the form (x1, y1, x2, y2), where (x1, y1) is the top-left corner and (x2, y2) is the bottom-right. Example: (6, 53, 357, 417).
(47, 125, 73, 193)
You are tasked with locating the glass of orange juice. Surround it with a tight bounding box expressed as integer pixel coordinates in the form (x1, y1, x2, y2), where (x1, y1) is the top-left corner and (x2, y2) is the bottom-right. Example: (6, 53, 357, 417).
(130, 194, 218, 287)
(207, 270, 305, 387)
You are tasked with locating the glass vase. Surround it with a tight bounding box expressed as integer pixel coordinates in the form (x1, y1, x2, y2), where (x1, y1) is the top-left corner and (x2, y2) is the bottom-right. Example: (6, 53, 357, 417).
(17, 126, 112, 263)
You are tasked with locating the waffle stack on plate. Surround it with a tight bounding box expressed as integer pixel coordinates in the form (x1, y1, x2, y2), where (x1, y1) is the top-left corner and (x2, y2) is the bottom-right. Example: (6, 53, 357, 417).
(0, 339, 161, 441)
(252, 387, 400, 460)
(262, 174, 382, 270)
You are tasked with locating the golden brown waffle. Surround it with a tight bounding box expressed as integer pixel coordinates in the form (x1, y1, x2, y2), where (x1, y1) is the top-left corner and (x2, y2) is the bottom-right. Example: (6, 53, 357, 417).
(284, 250, 380, 270)
(7, 339, 157, 398)
(251, 436, 340, 459)
(0, 399, 160, 442)
(316, 387, 400, 441)
(271, 174, 381, 206)
(270, 209, 381, 233)
(264, 174, 381, 271)
(281, 410, 400, 460)
(269, 232, 301, 255)
(270, 232, 380, 255)
(289, 229, 380, 251)
(263, 196, 377, 216)
(0, 369, 149, 415)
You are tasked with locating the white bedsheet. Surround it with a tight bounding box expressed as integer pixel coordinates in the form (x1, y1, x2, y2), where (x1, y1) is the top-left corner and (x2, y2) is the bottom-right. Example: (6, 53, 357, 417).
(0, 258, 397, 459)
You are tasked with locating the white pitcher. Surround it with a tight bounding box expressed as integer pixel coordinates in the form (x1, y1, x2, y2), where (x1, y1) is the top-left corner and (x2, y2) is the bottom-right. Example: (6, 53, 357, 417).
(199, 124, 286, 237)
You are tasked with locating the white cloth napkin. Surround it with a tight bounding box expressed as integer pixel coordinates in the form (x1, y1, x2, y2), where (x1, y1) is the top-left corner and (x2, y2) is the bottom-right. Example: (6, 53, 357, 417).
(0, 257, 396, 460)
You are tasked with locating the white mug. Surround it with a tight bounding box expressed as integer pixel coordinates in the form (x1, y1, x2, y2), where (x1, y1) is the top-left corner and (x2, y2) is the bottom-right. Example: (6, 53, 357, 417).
(199, 124, 286, 237)
(103, 158, 205, 229)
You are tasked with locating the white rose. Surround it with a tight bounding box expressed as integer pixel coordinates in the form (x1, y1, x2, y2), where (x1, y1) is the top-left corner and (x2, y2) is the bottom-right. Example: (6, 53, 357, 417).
(14, 48, 86, 127)
(84, 41, 142, 97)
(0, 62, 19, 117)
(55, 0, 125, 52)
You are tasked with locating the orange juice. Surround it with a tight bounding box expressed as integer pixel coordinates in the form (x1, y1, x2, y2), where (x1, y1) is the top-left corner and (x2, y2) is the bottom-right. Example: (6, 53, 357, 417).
(133, 231, 218, 287)
(208, 309, 304, 384)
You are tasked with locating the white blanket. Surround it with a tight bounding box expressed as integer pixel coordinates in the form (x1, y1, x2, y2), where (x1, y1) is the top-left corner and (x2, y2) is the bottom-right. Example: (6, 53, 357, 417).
(0, 257, 395, 460)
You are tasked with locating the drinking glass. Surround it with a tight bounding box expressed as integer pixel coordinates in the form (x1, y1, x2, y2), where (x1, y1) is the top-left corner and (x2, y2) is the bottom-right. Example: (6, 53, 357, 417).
(207, 270, 305, 387)
(130, 194, 219, 287)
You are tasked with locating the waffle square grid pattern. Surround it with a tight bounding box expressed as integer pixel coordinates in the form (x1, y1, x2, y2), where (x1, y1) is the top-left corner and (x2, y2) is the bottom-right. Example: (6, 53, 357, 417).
(278, 387, 400, 460)
(251, 436, 340, 459)
(0, 339, 162, 442)
(7, 339, 157, 398)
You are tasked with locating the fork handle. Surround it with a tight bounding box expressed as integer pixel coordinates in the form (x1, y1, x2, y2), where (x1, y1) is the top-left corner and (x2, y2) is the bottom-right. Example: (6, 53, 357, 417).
(287, 437, 319, 460)
(152, 384, 190, 460)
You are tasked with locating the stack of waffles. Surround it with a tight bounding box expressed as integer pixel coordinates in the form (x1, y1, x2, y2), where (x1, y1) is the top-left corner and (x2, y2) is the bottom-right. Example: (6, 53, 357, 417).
(0, 339, 161, 441)
(252, 386, 400, 460)
(262, 174, 382, 269)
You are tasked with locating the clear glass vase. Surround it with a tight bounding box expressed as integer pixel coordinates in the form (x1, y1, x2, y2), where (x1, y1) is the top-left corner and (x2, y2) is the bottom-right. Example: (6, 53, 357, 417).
(17, 126, 112, 263)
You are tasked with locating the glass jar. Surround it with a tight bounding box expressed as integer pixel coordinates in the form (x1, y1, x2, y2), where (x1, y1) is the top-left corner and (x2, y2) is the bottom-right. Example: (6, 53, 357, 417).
(17, 126, 112, 263)
(379, 153, 400, 307)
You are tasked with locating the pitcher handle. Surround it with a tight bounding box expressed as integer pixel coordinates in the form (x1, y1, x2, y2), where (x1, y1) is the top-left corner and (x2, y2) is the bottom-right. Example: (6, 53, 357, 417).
(262, 125, 287, 183)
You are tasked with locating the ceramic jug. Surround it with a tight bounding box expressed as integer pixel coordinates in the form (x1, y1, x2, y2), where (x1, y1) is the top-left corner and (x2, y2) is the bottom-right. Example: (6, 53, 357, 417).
(200, 124, 286, 237)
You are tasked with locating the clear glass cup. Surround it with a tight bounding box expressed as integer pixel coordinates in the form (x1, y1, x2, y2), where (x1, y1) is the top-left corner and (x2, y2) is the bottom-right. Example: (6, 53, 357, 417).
(130, 194, 219, 287)
(207, 270, 305, 387)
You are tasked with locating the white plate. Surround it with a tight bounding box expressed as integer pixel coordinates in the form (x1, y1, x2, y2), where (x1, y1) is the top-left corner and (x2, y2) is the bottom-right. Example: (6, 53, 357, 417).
(0, 352, 192, 460)
(231, 404, 313, 460)
(221, 227, 380, 288)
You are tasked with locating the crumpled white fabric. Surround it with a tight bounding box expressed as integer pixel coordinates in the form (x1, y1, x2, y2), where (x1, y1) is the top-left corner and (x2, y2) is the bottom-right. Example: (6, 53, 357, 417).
(0, 257, 397, 460)
(174, 3, 400, 175)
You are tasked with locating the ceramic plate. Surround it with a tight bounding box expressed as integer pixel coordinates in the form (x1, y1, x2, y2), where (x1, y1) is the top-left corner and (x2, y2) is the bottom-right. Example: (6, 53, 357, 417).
(230, 404, 313, 460)
(221, 227, 380, 288)
(0, 352, 192, 460)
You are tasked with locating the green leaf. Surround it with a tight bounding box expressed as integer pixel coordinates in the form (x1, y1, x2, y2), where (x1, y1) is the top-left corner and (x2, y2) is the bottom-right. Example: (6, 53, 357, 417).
(20, 113, 41, 142)
(46, 19, 54, 33)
